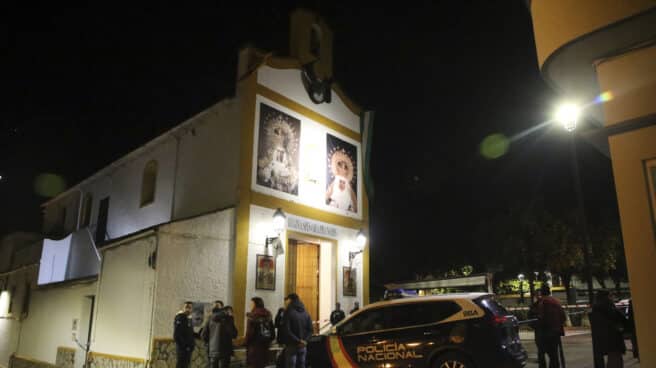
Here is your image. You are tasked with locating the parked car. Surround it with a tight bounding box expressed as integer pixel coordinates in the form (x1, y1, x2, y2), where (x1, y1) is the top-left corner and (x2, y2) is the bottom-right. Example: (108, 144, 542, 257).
(307, 293, 527, 368)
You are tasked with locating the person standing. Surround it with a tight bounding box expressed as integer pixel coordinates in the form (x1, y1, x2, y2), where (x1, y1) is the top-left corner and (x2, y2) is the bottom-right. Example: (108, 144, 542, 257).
(218, 306, 238, 368)
(281, 293, 313, 368)
(627, 299, 638, 360)
(174, 301, 196, 368)
(274, 307, 286, 343)
(330, 302, 346, 325)
(350, 301, 360, 314)
(591, 291, 627, 368)
(201, 302, 226, 368)
(532, 285, 566, 368)
(245, 297, 274, 368)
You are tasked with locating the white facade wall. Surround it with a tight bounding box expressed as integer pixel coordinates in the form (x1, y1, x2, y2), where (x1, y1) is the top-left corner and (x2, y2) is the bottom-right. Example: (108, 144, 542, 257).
(172, 100, 241, 220)
(245, 205, 363, 328)
(0, 267, 38, 368)
(103, 140, 177, 240)
(152, 209, 235, 337)
(92, 235, 156, 359)
(257, 66, 360, 133)
(17, 282, 96, 365)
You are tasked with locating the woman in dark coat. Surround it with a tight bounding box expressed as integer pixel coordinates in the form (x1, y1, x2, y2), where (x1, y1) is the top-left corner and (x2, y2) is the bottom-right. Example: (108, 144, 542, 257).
(591, 290, 626, 368)
(245, 297, 273, 368)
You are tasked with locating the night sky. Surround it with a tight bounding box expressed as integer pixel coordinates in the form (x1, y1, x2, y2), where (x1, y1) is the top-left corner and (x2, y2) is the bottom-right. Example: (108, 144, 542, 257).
(2, 2, 618, 289)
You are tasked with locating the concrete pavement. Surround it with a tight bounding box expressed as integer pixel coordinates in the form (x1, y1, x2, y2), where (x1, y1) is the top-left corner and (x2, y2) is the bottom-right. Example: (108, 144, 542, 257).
(521, 330, 639, 367)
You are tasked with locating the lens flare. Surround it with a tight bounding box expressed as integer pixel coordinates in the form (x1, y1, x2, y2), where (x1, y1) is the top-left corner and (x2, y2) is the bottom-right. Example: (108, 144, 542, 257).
(34, 173, 67, 198)
(594, 91, 614, 104)
(480, 134, 510, 159)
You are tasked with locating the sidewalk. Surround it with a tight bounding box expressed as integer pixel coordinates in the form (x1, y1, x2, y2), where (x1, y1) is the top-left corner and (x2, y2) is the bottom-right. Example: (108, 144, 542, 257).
(521, 330, 640, 368)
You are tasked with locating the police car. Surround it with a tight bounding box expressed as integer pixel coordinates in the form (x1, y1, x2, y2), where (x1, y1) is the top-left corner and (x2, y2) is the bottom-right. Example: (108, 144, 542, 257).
(307, 293, 527, 368)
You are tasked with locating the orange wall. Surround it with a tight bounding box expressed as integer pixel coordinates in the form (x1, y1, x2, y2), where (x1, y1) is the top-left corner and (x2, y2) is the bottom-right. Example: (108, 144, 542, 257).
(597, 45, 656, 126)
(599, 45, 656, 366)
(608, 125, 656, 366)
(531, 0, 655, 66)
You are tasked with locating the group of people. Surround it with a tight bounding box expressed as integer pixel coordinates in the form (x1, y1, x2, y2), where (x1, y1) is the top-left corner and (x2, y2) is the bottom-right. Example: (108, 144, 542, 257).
(173, 300, 237, 368)
(328, 301, 359, 326)
(173, 293, 321, 368)
(529, 285, 638, 368)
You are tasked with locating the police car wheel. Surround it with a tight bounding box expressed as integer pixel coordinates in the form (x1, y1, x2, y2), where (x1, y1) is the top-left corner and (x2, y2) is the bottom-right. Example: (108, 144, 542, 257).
(433, 352, 474, 368)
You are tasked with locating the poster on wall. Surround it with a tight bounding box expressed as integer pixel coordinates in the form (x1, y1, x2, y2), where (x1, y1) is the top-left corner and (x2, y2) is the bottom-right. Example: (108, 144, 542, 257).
(191, 302, 210, 329)
(256, 103, 301, 196)
(326, 134, 358, 213)
(256, 254, 276, 290)
(343, 266, 357, 296)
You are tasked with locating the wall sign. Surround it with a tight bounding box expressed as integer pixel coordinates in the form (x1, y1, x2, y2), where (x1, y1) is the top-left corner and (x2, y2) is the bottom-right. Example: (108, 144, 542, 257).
(287, 215, 338, 239)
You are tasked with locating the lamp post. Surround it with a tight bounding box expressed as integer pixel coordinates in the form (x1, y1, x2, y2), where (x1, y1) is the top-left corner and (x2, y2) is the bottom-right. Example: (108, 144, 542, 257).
(518, 273, 525, 305)
(556, 103, 601, 368)
(555, 103, 594, 307)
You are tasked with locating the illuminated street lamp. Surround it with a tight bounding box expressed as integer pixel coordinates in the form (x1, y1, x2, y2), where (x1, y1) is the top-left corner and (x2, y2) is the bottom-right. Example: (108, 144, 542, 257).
(518, 273, 525, 305)
(555, 103, 581, 132)
(555, 100, 606, 368)
(554, 103, 595, 307)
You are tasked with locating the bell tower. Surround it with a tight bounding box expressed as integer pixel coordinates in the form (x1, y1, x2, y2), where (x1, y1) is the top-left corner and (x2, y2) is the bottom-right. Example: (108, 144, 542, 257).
(289, 9, 334, 104)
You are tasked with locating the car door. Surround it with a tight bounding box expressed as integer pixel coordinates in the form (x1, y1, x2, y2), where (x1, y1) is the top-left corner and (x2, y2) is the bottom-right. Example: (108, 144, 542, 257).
(333, 307, 387, 367)
(381, 301, 464, 368)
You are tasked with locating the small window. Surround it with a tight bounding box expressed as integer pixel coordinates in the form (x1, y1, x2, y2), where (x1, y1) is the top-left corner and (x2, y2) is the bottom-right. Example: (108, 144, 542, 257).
(478, 297, 509, 317)
(81, 193, 93, 227)
(140, 160, 158, 207)
(339, 308, 386, 335)
(7, 286, 16, 314)
(386, 301, 462, 329)
(646, 159, 656, 229)
(21, 282, 31, 317)
(310, 23, 322, 58)
(61, 207, 67, 228)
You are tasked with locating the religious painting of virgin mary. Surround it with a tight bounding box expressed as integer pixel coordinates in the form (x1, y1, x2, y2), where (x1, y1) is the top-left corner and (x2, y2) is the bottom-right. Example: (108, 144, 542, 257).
(326, 134, 358, 213)
(256, 103, 301, 196)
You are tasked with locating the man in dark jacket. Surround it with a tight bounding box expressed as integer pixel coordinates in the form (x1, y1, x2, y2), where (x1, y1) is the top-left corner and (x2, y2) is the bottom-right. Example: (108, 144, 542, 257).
(202, 306, 237, 368)
(330, 302, 345, 325)
(532, 286, 566, 368)
(591, 290, 626, 368)
(174, 301, 196, 368)
(282, 293, 313, 368)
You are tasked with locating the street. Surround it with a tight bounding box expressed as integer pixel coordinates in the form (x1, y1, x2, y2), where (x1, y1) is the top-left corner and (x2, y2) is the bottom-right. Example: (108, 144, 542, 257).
(521, 330, 639, 368)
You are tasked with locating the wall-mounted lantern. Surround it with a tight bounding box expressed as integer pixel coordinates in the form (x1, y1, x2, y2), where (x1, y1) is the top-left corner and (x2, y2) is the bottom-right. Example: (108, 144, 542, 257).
(266, 208, 287, 252)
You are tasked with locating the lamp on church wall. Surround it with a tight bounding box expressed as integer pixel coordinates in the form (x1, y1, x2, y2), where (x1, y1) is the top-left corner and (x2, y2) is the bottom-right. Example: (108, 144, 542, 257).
(266, 208, 287, 252)
(349, 229, 367, 265)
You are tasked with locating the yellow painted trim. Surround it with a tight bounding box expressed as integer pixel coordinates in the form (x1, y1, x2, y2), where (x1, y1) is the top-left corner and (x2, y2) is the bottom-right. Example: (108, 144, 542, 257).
(256, 84, 361, 141)
(362, 194, 370, 305)
(11, 355, 56, 367)
(233, 70, 258, 334)
(89, 352, 146, 364)
(57, 347, 76, 352)
(251, 191, 364, 230)
(263, 56, 301, 69)
(152, 337, 175, 342)
(286, 229, 338, 244)
(261, 56, 363, 116)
